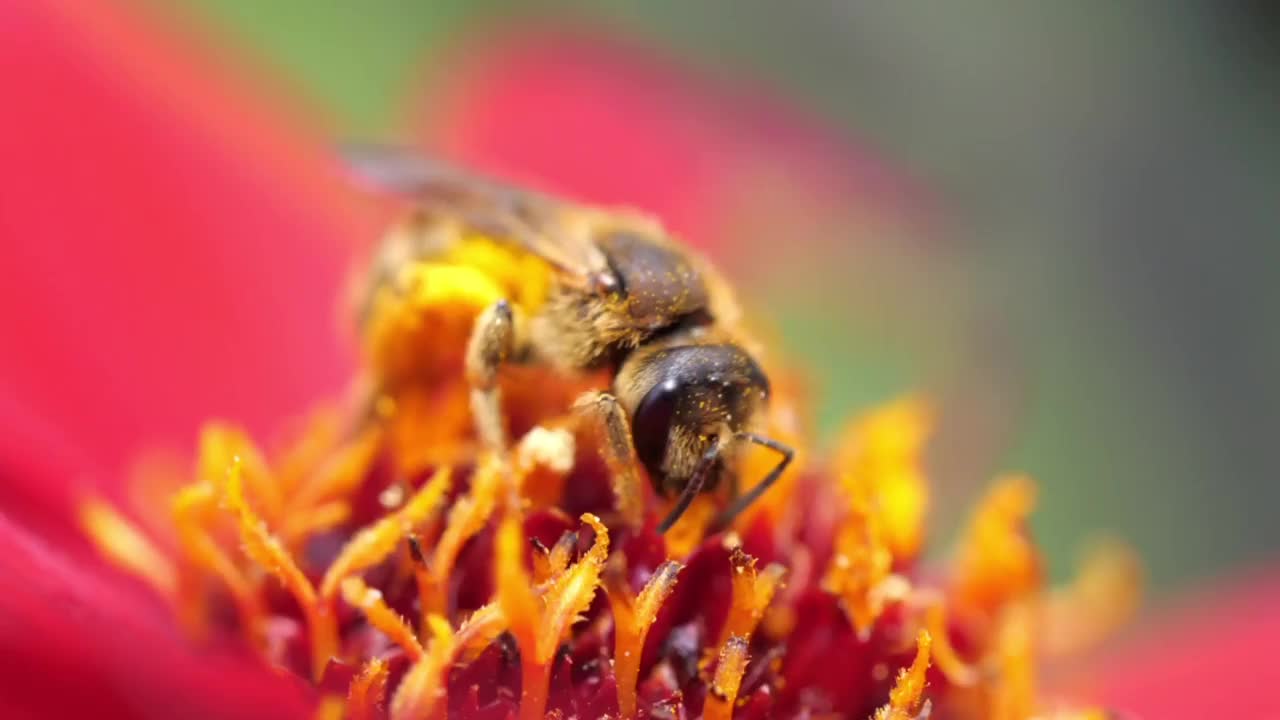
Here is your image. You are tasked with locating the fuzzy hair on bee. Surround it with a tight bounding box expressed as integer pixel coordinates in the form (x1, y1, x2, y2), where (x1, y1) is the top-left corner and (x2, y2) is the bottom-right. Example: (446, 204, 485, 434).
(343, 144, 793, 533)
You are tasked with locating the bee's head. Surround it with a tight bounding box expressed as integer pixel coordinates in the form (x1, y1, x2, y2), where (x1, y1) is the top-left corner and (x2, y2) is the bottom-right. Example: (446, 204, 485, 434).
(620, 344, 769, 495)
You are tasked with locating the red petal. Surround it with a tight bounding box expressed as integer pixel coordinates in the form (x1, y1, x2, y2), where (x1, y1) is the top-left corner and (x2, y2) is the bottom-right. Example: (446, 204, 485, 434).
(1085, 569, 1280, 717)
(0, 2, 384, 492)
(424, 29, 925, 248)
(0, 512, 315, 720)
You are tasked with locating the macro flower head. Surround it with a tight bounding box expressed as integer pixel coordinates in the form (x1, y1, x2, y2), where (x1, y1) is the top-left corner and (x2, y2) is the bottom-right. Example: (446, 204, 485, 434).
(3, 4, 1279, 720)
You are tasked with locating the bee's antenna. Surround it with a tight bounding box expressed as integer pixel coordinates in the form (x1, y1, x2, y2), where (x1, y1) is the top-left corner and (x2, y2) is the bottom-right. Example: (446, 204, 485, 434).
(711, 433, 795, 532)
(656, 442, 722, 534)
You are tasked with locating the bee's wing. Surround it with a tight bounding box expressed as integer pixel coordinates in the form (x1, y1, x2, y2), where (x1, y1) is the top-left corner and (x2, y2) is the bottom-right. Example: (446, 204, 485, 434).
(340, 144, 611, 283)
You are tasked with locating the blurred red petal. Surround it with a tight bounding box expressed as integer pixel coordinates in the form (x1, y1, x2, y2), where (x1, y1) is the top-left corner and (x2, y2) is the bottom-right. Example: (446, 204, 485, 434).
(425, 29, 924, 248)
(1084, 569, 1280, 718)
(0, 512, 314, 720)
(0, 2, 383, 499)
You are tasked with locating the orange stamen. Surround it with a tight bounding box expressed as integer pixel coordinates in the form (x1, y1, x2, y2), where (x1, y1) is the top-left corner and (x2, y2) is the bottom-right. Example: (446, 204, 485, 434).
(198, 422, 282, 523)
(172, 483, 263, 646)
(223, 457, 336, 680)
(720, 547, 786, 647)
(347, 658, 389, 720)
(921, 596, 979, 687)
(873, 630, 932, 720)
(281, 500, 351, 544)
(341, 577, 425, 661)
(990, 603, 1037, 720)
(312, 696, 346, 720)
(497, 511, 610, 720)
(953, 475, 1042, 614)
(79, 498, 176, 597)
(455, 601, 509, 663)
(822, 485, 898, 638)
(389, 614, 456, 720)
(319, 467, 452, 600)
(1044, 538, 1143, 658)
(605, 559, 683, 719)
(704, 635, 750, 720)
(288, 426, 383, 513)
(422, 457, 501, 616)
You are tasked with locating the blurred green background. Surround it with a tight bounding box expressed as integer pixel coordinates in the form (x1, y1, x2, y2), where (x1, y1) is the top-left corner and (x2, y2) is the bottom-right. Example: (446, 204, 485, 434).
(177, 0, 1279, 598)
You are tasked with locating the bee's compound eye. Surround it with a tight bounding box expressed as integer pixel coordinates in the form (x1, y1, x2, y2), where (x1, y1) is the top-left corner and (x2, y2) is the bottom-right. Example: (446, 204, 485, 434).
(632, 378, 680, 480)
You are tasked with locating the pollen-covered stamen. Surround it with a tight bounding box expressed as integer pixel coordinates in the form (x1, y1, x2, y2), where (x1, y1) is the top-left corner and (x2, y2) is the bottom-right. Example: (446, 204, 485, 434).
(873, 629, 932, 720)
(953, 475, 1042, 614)
(422, 457, 501, 616)
(704, 634, 750, 720)
(834, 396, 932, 560)
(340, 576, 425, 661)
(390, 614, 456, 720)
(171, 483, 263, 645)
(605, 558, 683, 719)
(720, 546, 785, 648)
(514, 425, 576, 511)
(79, 499, 176, 598)
(318, 467, 452, 600)
(347, 658, 389, 720)
(497, 511, 610, 720)
(198, 422, 283, 523)
(223, 456, 337, 681)
(822, 485, 898, 639)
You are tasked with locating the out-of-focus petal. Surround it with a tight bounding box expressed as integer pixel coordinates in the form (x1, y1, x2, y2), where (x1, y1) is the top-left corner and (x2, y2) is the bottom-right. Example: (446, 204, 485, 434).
(423, 29, 925, 249)
(1083, 569, 1280, 717)
(0, 1, 384, 491)
(0, 511, 316, 720)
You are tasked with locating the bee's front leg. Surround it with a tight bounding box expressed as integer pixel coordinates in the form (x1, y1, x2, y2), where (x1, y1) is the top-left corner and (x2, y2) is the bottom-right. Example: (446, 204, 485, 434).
(466, 299, 518, 451)
(573, 391, 646, 530)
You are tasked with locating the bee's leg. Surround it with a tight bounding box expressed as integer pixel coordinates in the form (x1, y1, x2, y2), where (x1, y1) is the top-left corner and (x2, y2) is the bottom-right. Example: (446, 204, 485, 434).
(466, 299, 517, 451)
(711, 433, 794, 531)
(656, 441, 722, 534)
(573, 392, 646, 529)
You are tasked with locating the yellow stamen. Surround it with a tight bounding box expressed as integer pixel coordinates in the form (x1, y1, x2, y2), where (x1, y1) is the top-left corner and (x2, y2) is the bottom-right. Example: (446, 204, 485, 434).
(341, 577, 425, 661)
(872, 630, 932, 720)
(834, 396, 932, 559)
(312, 696, 346, 720)
(704, 635, 750, 720)
(172, 483, 263, 646)
(281, 500, 351, 543)
(223, 457, 336, 680)
(719, 547, 785, 647)
(347, 658, 389, 720)
(605, 559, 683, 719)
(455, 601, 509, 663)
(79, 498, 176, 597)
(197, 422, 282, 523)
(319, 467, 452, 600)
(822, 485, 895, 638)
(286, 425, 382, 513)
(390, 614, 456, 720)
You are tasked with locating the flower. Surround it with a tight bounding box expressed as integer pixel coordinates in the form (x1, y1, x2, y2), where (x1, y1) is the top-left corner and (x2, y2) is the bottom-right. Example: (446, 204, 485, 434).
(2, 4, 1278, 720)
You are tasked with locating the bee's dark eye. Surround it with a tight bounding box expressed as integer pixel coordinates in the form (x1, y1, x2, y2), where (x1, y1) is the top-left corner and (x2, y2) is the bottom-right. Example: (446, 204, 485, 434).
(632, 377, 679, 480)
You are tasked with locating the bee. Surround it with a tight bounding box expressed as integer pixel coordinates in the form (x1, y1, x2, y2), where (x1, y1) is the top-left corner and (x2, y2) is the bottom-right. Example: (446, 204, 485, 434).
(343, 145, 793, 533)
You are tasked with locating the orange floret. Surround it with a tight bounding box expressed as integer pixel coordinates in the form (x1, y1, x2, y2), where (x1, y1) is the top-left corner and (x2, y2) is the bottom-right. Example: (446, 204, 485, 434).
(389, 614, 456, 720)
(606, 558, 683, 719)
(346, 658, 389, 720)
(704, 634, 750, 720)
(872, 630, 932, 720)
